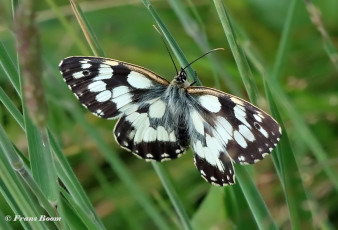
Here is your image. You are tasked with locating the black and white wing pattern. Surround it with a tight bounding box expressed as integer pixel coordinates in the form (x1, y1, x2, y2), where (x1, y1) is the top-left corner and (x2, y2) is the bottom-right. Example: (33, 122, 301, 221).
(59, 56, 282, 187)
(59, 57, 188, 161)
(59, 56, 169, 119)
(186, 87, 281, 186)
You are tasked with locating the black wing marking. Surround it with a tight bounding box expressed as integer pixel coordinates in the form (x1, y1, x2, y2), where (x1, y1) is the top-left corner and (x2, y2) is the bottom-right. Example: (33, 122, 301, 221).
(59, 56, 169, 119)
(186, 86, 281, 186)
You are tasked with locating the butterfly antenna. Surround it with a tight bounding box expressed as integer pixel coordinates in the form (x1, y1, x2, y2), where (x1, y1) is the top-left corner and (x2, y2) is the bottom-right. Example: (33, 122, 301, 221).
(153, 25, 179, 75)
(183, 48, 224, 70)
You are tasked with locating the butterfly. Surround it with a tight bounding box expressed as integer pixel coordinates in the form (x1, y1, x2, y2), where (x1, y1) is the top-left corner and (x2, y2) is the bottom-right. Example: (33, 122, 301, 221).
(59, 56, 281, 186)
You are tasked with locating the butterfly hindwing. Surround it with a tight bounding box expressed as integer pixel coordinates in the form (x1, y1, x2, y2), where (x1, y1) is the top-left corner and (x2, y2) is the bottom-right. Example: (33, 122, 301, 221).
(114, 98, 188, 161)
(186, 86, 281, 185)
(59, 56, 169, 119)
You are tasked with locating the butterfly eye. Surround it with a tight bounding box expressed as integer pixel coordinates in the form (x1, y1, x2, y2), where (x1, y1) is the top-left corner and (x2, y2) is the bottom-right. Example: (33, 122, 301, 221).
(176, 69, 187, 83)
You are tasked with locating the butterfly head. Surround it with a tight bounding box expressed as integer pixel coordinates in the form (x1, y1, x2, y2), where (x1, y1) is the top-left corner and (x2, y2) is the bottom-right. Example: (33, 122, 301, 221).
(172, 68, 190, 88)
(176, 68, 187, 83)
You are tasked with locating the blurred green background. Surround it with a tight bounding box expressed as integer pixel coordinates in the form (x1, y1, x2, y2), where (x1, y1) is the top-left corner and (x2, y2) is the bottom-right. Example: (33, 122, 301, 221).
(0, 0, 337, 229)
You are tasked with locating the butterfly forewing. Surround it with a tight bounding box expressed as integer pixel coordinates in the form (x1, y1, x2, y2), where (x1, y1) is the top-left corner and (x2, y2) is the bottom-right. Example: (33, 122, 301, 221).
(59, 56, 169, 119)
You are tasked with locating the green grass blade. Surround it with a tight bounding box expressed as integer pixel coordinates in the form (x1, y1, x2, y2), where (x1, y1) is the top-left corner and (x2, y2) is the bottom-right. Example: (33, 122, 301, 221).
(264, 77, 338, 192)
(68, 105, 170, 230)
(167, 0, 242, 95)
(265, 85, 314, 229)
(0, 43, 20, 96)
(1, 41, 104, 228)
(0, 180, 34, 230)
(44, 0, 90, 55)
(57, 196, 89, 230)
(152, 163, 192, 230)
(22, 108, 58, 203)
(0, 126, 49, 230)
(213, 0, 258, 103)
(235, 166, 278, 230)
(69, 0, 105, 57)
(59, 187, 102, 230)
(212, 1, 278, 228)
(0, 208, 13, 230)
(48, 131, 105, 229)
(305, 1, 338, 72)
(0, 87, 24, 129)
(191, 187, 226, 230)
(271, 0, 299, 81)
(239, 26, 315, 228)
(141, 0, 198, 84)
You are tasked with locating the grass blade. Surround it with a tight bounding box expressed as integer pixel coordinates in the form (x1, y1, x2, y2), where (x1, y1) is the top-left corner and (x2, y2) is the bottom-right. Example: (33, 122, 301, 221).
(69, 0, 105, 57)
(213, 0, 258, 103)
(271, 0, 300, 81)
(152, 163, 192, 230)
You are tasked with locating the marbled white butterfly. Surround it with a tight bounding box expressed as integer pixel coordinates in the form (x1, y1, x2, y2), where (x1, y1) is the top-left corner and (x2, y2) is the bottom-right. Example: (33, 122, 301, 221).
(59, 56, 281, 186)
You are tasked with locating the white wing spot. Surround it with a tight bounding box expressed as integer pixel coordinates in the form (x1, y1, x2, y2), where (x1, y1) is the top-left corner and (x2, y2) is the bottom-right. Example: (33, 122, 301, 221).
(133, 114, 150, 143)
(93, 65, 113, 80)
(73, 71, 84, 79)
(128, 130, 136, 139)
(95, 90, 112, 102)
(111, 92, 133, 109)
(146, 153, 153, 158)
(149, 100, 166, 118)
(238, 155, 245, 161)
(161, 153, 169, 158)
(169, 131, 176, 142)
(234, 105, 251, 128)
(199, 95, 221, 113)
(191, 110, 204, 135)
(194, 137, 224, 170)
(121, 103, 138, 115)
(112, 86, 130, 98)
(127, 71, 154, 89)
(238, 125, 255, 142)
(253, 114, 263, 122)
(126, 112, 140, 123)
(88, 81, 106, 92)
(156, 126, 169, 141)
(258, 126, 269, 138)
(143, 127, 157, 142)
(262, 153, 269, 158)
(82, 63, 91, 69)
(234, 130, 248, 148)
(96, 109, 104, 116)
